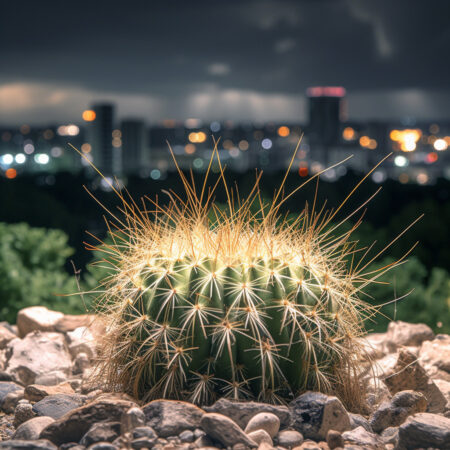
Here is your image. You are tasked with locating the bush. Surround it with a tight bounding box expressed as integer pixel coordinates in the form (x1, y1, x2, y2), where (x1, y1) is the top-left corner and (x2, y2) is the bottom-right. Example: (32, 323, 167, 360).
(363, 256, 450, 334)
(0, 222, 84, 322)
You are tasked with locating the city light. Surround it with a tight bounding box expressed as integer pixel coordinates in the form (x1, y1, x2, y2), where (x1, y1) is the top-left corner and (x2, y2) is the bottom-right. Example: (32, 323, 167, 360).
(51, 147, 63, 157)
(389, 129, 421, 151)
(82, 110, 96, 122)
(306, 86, 346, 97)
(394, 155, 408, 167)
(34, 154, 50, 164)
(238, 140, 249, 151)
(57, 125, 80, 136)
(342, 127, 356, 141)
(5, 168, 17, 179)
(24, 143, 34, 154)
(359, 136, 370, 147)
(150, 169, 161, 180)
(81, 143, 92, 153)
(188, 131, 207, 143)
(185, 144, 196, 154)
(426, 152, 438, 163)
(277, 126, 290, 137)
(433, 138, 448, 151)
(417, 172, 429, 185)
(1, 154, 14, 165)
(261, 138, 272, 149)
(210, 122, 221, 132)
(298, 165, 308, 177)
(15, 154, 26, 164)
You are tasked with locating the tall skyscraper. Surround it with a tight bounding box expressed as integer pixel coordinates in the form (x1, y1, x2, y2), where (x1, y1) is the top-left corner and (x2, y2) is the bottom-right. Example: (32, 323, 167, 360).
(307, 87, 346, 147)
(121, 119, 147, 174)
(88, 103, 115, 174)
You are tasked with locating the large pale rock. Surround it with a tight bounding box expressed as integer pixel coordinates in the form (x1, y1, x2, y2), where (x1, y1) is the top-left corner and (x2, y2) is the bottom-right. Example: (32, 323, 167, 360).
(13, 416, 55, 440)
(290, 392, 351, 441)
(383, 348, 447, 413)
(32, 394, 85, 419)
(17, 307, 64, 338)
(397, 412, 450, 449)
(54, 314, 95, 333)
(5, 332, 72, 385)
(434, 378, 450, 410)
(25, 382, 75, 402)
(143, 399, 204, 437)
(129, 426, 158, 448)
(385, 321, 434, 351)
(370, 390, 427, 433)
(419, 334, 450, 378)
(360, 333, 388, 360)
(39, 398, 136, 445)
(0, 325, 17, 349)
(2, 388, 24, 413)
(342, 426, 383, 449)
(66, 326, 96, 359)
(365, 376, 391, 408)
(276, 430, 304, 448)
(200, 413, 257, 448)
(244, 412, 280, 438)
(204, 398, 291, 429)
(120, 406, 145, 434)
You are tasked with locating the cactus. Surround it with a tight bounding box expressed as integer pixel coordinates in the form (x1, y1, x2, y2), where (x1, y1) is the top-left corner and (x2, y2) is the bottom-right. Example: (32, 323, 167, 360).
(90, 148, 393, 407)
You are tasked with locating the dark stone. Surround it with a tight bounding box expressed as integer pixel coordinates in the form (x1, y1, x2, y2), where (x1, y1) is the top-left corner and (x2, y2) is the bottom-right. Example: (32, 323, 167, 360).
(59, 444, 85, 450)
(80, 422, 120, 447)
(0, 371, 14, 382)
(33, 394, 85, 419)
(87, 444, 118, 450)
(40, 398, 136, 445)
(0, 381, 22, 409)
(290, 392, 351, 441)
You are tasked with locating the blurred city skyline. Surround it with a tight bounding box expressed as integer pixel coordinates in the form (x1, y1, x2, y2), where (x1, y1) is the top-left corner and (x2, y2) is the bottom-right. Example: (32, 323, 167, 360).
(1, 0, 450, 125)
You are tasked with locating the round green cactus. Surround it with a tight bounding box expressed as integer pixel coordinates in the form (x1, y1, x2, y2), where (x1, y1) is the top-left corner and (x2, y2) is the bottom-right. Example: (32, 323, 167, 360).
(92, 150, 380, 406)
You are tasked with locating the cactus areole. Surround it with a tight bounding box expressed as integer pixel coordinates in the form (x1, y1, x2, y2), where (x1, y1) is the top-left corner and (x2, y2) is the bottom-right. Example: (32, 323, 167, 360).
(90, 146, 382, 406)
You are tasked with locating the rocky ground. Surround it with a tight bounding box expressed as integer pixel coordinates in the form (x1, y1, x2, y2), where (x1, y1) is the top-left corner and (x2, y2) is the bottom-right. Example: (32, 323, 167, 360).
(0, 306, 449, 449)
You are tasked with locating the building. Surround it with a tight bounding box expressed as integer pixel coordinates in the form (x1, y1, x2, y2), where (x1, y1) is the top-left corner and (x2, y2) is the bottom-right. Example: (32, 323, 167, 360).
(121, 119, 148, 174)
(88, 103, 115, 175)
(307, 86, 346, 149)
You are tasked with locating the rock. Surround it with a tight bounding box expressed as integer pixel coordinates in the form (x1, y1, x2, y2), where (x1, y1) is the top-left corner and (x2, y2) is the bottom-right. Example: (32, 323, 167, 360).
(434, 378, 450, 410)
(13, 416, 55, 440)
(25, 382, 75, 402)
(342, 426, 383, 449)
(0, 439, 58, 449)
(204, 398, 291, 429)
(325, 430, 343, 449)
(143, 399, 204, 437)
(87, 444, 118, 450)
(40, 397, 136, 445)
(14, 401, 36, 427)
(348, 413, 371, 432)
(131, 426, 159, 444)
(80, 422, 120, 447)
(0, 381, 23, 410)
(194, 434, 214, 448)
(419, 334, 450, 377)
(55, 314, 96, 333)
(380, 427, 399, 445)
(33, 394, 85, 419)
(66, 327, 96, 359)
(244, 412, 280, 438)
(385, 321, 434, 351)
(364, 376, 391, 408)
(179, 429, 195, 443)
(397, 412, 450, 449)
(294, 440, 322, 449)
(276, 430, 304, 448)
(73, 353, 90, 375)
(2, 388, 25, 413)
(35, 371, 68, 386)
(289, 392, 351, 441)
(370, 390, 427, 433)
(59, 444, 85, 450)
(0, 324, 17, 349)
(383, 348, 447, 413)
(200, 413, 257, 448)
(0, 370, 13, 381)
(5, 332, 72, 385)
(360, 333, 388, 360)
(247, 429, 272, 446)
(121, 406, 145, 434)
(17, 307, 64, 338)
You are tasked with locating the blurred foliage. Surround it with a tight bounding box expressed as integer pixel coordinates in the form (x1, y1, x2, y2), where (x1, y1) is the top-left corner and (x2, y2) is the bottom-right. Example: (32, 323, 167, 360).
(0, 222, 86, 322)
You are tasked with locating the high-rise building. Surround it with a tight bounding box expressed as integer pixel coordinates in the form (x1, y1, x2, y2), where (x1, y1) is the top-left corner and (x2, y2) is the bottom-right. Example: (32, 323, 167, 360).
(88, 103, 115, 174)
(121, 119, 148, 174)
(307, 87, 346, 147)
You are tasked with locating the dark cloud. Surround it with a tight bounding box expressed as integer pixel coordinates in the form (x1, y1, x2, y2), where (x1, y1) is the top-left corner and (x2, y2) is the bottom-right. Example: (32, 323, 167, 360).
(1, 0, 449, 123)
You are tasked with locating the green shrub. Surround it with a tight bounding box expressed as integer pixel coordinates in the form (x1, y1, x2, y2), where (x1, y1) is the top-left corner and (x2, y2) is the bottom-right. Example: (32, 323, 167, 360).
(0, 222, 83, 322)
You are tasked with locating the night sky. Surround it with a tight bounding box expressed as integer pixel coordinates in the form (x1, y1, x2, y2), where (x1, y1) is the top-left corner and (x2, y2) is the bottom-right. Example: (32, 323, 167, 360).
(1, 0, 450, 124)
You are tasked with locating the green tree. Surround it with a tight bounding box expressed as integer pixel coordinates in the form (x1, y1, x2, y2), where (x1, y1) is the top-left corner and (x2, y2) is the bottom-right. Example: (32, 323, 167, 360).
(0, 222, 84, 322)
